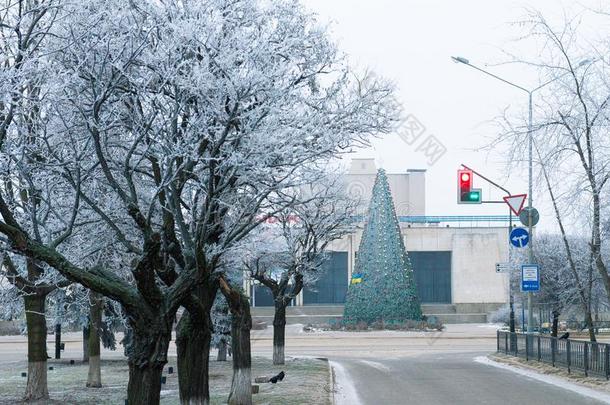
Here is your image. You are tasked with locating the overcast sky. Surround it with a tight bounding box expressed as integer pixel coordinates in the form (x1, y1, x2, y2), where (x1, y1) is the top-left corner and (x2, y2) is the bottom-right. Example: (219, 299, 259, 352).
(302, 0, 607, 230)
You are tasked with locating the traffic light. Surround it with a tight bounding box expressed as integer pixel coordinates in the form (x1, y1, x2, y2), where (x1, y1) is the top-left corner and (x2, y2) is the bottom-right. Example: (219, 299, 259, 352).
(457, 169, 482, 204)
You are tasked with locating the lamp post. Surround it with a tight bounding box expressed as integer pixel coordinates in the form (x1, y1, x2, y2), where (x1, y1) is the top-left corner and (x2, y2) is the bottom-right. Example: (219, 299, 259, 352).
(451, 56, 591, 334)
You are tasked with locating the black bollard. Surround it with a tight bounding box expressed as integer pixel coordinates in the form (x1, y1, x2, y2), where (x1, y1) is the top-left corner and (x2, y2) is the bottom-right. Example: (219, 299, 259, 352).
(21, 372, 26, 377)
(161, 376, 167, 384)
(49, 366, 54, 371)
(69, 359, 75, 365)
(168, 366, 173, 374)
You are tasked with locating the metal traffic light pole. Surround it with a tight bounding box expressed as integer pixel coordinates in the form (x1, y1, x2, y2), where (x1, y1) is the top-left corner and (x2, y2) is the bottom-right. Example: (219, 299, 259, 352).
(527, 93, 534, 334)
(460, 164, 511, 197)
(460, 164, 515, 333)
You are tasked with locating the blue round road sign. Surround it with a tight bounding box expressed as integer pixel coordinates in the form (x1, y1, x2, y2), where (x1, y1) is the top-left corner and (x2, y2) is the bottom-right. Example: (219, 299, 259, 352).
(510, 227, 529, 248)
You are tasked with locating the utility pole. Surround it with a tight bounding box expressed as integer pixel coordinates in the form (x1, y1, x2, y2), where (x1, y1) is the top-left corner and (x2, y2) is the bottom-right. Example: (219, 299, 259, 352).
(509, 210, 515, 333)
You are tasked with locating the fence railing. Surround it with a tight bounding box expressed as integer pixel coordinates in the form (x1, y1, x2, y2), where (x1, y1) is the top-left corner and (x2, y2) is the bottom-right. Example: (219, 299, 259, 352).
(497, 330, 610, 379)
(565, 320, 610, 332)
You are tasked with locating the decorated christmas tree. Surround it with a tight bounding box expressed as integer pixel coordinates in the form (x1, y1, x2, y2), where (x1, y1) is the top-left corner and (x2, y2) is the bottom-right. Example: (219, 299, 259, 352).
(343, 169, 422, 324)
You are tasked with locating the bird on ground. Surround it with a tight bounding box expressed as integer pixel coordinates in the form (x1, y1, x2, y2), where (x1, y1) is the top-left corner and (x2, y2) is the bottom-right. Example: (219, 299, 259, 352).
(559, 332, 570, 340)
(269, 371, 285, 384)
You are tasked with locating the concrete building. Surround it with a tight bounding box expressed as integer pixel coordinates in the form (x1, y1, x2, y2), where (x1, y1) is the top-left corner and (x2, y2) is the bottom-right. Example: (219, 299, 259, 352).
(250, 159, 511, 323)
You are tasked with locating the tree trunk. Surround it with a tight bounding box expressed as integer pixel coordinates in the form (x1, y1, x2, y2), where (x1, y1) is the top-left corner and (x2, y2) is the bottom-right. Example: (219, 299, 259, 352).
(87, 292, 103, 388)
(127, 362, 164, 405)
(551, 310, 560, 338)
(217, 340, 228, 362)
(176, 310, 211, 405)
(585, 310, 597, 342)
(176, 283, 217, 405)
(126, 318, 173, 405)
(23, 293, 49, 401)
(83, 325, 90, 362)
(273, 303, 286, 365)
(591, 193, 610, 306)
(228, 294, 252, 405)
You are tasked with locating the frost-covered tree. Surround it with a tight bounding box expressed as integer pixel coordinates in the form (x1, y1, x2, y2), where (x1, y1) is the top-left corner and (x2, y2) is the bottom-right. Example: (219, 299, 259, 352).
(0, 258, 69, 400)
(0, 0, 400, 404)
(248, 171, 357, 364)
(0, 1, 74, 399)
(61, 284, 123, 388)
(510, 233, 602, 337)
(343, 169, 422, 324)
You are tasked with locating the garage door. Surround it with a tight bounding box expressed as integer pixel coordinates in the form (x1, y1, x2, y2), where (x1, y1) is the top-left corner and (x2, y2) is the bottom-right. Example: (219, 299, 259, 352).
(303, 252, 348, 305)
(408, 251, 451, 304)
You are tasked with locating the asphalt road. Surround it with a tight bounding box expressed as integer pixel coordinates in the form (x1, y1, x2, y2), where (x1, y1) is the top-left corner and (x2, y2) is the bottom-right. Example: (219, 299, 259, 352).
(332, 352, 609, 405)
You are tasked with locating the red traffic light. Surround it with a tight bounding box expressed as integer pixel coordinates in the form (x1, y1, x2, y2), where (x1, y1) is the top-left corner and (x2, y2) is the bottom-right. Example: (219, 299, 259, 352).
(458, 169, 472, 189)
(457, 169, 481, 204)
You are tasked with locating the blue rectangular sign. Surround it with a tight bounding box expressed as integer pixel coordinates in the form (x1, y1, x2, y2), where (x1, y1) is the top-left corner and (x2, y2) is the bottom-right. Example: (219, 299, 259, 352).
(521, 264, 540, 292)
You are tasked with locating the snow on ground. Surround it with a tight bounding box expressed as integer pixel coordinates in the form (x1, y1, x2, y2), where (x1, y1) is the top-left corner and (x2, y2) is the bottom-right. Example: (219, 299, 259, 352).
(359, 359, 391, 373)
(475, 356, 610, 404)
(330, 360, 362, 405)
(0, 356, 331, 404)
(477, 323, 505, 329)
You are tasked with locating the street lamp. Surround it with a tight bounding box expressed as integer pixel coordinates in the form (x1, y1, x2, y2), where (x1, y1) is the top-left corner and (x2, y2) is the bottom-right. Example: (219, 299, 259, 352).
(451, 55, 591, 334)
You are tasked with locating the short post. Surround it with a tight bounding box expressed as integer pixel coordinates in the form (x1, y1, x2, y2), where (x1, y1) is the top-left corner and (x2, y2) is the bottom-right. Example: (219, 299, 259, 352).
(604, 345, 610, 380)
(54, 324, 61, 360)
(511, 333, 519, 357)
(497, 330, 500, 352)
(567, 340, 571, 374)
(537, 335, 541, 361)
(505, 332, 508, 354)
(525, 333, 529, 361)
(584, 343, 589, 377)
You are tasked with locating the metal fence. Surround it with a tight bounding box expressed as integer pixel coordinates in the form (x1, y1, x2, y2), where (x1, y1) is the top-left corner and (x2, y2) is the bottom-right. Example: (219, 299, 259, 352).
(497, 330, 610, 379)
(565, 320, 610, 332)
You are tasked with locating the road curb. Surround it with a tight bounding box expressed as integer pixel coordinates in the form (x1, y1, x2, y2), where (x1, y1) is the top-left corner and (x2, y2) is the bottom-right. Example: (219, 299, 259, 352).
(328, 359, 335, 405)
(316, 357, 335, 405)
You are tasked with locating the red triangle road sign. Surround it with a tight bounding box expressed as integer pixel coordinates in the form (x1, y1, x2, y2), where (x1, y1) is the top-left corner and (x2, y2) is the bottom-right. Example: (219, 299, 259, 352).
(503, 194, 527, 216)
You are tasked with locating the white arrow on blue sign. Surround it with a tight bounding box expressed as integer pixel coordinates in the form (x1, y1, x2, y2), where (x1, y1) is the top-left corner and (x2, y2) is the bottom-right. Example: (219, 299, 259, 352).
(510, 227, 529, 248)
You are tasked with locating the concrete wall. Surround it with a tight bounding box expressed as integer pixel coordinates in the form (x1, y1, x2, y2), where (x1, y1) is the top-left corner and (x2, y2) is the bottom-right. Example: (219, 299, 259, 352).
(403, 227, 509, 305)
(345, 158, 425, 217)
(406, 169, 426, 216)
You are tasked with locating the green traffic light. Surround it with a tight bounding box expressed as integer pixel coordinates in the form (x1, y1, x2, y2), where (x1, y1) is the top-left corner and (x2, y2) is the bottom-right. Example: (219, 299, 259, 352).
(468, 191, 480, 201)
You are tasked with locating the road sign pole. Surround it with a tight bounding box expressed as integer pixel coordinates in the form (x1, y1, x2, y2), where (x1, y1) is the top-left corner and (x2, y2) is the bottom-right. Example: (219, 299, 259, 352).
(509, 209, 515, 333)
(457, 162, 526, 335)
